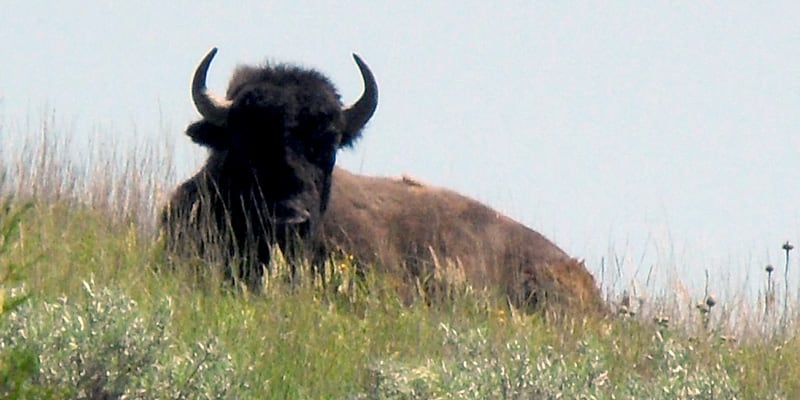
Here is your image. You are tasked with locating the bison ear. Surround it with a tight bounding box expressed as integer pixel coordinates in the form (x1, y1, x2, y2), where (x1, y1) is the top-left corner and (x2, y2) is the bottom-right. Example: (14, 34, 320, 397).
(186, 121, 230, 150)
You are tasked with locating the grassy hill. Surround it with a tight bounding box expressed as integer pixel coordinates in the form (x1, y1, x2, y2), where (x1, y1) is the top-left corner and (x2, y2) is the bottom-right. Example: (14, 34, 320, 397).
(0, 119, 797, 398)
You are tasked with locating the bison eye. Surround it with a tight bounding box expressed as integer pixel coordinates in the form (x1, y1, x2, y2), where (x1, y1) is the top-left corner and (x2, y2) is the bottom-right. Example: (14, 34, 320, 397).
(303, 142, 335, 169)
(307, 144, 328, 160)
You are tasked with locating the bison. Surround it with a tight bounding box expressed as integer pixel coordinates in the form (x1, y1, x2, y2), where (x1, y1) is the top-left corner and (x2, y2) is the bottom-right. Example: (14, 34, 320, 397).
(162, 48, 602, 312)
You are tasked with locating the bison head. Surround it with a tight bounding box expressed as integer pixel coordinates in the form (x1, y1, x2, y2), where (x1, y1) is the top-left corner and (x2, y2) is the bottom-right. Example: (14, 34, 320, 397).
(185, 48, 378, 238)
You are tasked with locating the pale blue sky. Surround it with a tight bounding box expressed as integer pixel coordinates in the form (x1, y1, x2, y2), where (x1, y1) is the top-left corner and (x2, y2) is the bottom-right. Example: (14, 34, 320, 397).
(2, 2, 799, 300)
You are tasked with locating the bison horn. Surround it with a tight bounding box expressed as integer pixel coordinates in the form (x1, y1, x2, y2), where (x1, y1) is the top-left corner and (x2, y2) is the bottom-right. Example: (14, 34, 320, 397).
(342, 54, 378, 133)
(191, 47, 232, 126)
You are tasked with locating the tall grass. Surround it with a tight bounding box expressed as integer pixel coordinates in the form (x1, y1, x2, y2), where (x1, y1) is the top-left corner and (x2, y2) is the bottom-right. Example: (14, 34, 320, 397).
(0, 114, 798, 398)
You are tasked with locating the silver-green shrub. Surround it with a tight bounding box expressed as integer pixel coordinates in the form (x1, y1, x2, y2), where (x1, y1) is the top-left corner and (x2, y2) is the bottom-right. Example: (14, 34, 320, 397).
(358, 323, 741, 400)
(0, 280, 238, 399)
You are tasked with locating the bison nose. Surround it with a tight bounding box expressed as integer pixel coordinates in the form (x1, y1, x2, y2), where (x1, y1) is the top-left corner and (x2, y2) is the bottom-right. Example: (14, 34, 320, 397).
(277, 209, 310, 225)
(274, 202, 311, 225)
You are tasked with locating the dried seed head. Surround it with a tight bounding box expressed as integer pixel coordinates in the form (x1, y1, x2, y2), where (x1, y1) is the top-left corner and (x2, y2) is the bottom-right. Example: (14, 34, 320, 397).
(620, 291, 631, 308)
(783, 241, 794, 252)
(705, 296, 716, 308)
(766, 264, 774, 273)
(654, 316, 670, 327)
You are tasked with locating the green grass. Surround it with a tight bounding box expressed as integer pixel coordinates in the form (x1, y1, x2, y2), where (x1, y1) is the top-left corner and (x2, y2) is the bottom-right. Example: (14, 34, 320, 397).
(0, 117, 798, 398)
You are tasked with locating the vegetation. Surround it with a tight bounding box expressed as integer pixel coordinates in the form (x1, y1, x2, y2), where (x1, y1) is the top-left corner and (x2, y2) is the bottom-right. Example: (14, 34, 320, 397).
(0, 117, 797, 398)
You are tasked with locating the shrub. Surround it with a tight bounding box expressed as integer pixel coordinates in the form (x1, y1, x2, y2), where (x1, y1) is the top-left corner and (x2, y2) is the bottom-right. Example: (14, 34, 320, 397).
(0, 280, 239, 399)
(357, 323, 741, 399)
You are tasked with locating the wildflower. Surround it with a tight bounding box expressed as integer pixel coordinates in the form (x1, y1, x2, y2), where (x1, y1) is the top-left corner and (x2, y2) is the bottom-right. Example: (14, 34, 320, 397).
(494, 308, 507, 323)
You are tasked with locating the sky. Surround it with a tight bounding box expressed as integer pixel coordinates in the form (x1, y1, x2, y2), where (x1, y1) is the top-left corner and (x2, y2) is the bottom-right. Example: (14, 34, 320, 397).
(2, 2, 799, 302)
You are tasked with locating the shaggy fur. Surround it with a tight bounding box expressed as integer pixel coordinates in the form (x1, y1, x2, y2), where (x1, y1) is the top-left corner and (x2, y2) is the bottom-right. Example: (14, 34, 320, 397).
(162, 50, 603, 312)
(322, 169, 602, 311)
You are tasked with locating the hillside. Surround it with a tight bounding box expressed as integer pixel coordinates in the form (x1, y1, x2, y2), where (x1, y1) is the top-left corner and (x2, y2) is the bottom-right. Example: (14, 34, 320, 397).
(0, 120, 797, 399)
